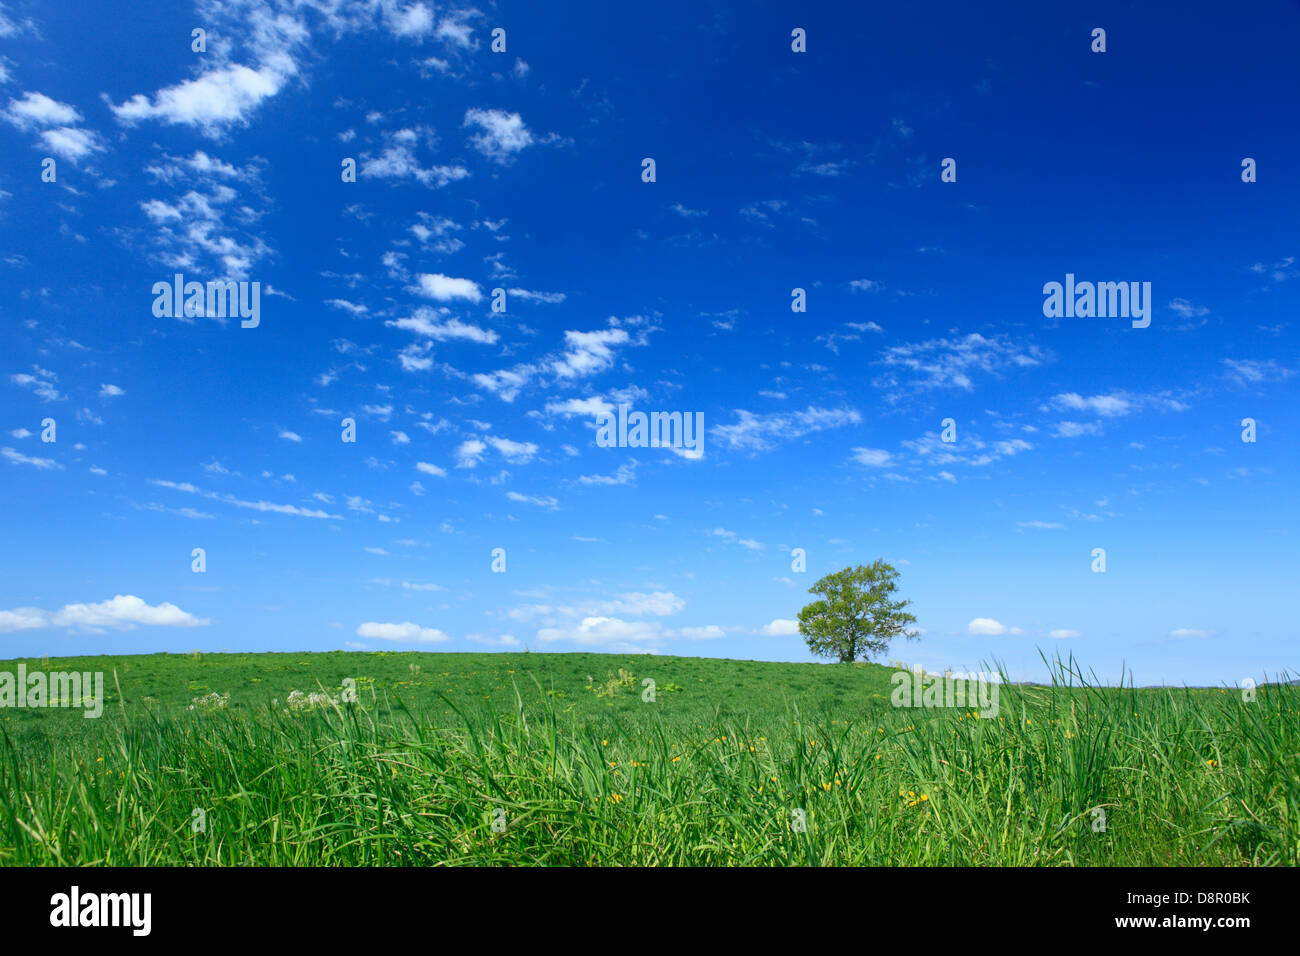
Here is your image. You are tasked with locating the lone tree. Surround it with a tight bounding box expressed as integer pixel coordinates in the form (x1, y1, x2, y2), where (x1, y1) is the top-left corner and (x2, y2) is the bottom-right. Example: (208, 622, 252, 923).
(797, 560, 919, 663)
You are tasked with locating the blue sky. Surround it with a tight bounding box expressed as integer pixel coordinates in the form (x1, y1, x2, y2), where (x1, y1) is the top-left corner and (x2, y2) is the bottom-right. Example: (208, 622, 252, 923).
(1, 0, 1297, 685)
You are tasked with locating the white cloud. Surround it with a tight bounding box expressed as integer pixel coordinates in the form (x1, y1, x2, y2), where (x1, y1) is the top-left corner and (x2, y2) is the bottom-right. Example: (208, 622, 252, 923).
(1223, 358, 1295, 386)
(546, 396, 614, 420)
(386, 2, 435, 39)
(1169, 628, 1212, 639)
(409, 213, 461, 244)
(506, 591, 685, 622)
(1050, 392, 1132, 417)
(1167, 298, 1209, 319)
(401, 581, 442, 591)
(39, 127, 103, 161)
(506, 491, 558, 509)
(355, 621, 449, 643)
(11, 366, 63, 402)
(396, 341, 433, 371)
(536, 615, 663, 651)
(144, 149, 239, 182)
(472, 367, 533, 402)
(1, 446, 60, 469)
(552, 328, 630, 379)
(599, 592, 684, 616)
(739, 199, 786, 225)
(1047, 391, 1186, 421)
(326, 298, 368, 315)
(455, 439, 485, 468)
(435, 10, 478, 49)
(851, 447, 894, 468)
(672, 625, 726, 640)
(150, 478, 342, 519)
(0, 594, 209, 633)
(108, 62, 294, 136)
(386, 308, 496, 343)
(415, 461, 446, 477)
(0, 6, 33, 39)
(485, 436, 537, 463)
(362, 139, 469, 188)
(463, 108, 534, 163)
(136, 150, 271, 279)
(1048, 629, 1081, 639)
(279, 430, 302, 442)
(410, 274, 483, 303)
(875, 333, 1045, 393)
(3, 91, 81, 129)
(508, 288, 566, 304)
(1053, 421, 1103, 438)
(670, 202, 707, 218)
(761, 619, 799, 636)
(474, 320, 649, 402)
(968, 617, 1011, 636)
(466, 633, 522, 647)
(99, 383, 125, 398)
(578, 462, 635, 486)
(713, 406, 861, 452)
(1248, 256, 1299, 284)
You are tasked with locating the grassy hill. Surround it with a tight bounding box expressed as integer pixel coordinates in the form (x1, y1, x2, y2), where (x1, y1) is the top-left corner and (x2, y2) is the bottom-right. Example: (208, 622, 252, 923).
(1, 651, 1296, 866)
(0, 650, 903, 737)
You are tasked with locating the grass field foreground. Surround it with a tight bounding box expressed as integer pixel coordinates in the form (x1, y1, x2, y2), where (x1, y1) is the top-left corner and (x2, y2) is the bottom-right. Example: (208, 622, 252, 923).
(0, 651, 1296, 866)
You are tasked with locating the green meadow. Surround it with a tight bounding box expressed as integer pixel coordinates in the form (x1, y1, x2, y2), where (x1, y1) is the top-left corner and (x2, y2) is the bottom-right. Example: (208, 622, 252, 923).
(0, 651, 1296, 866)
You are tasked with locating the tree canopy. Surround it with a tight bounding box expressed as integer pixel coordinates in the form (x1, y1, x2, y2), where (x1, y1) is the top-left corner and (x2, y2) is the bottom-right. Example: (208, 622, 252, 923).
(797, 560, 920, 663)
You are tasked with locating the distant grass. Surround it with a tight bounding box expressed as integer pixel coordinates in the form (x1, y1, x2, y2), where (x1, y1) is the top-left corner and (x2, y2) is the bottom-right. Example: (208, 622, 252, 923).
(0, 651, 1296, 865)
